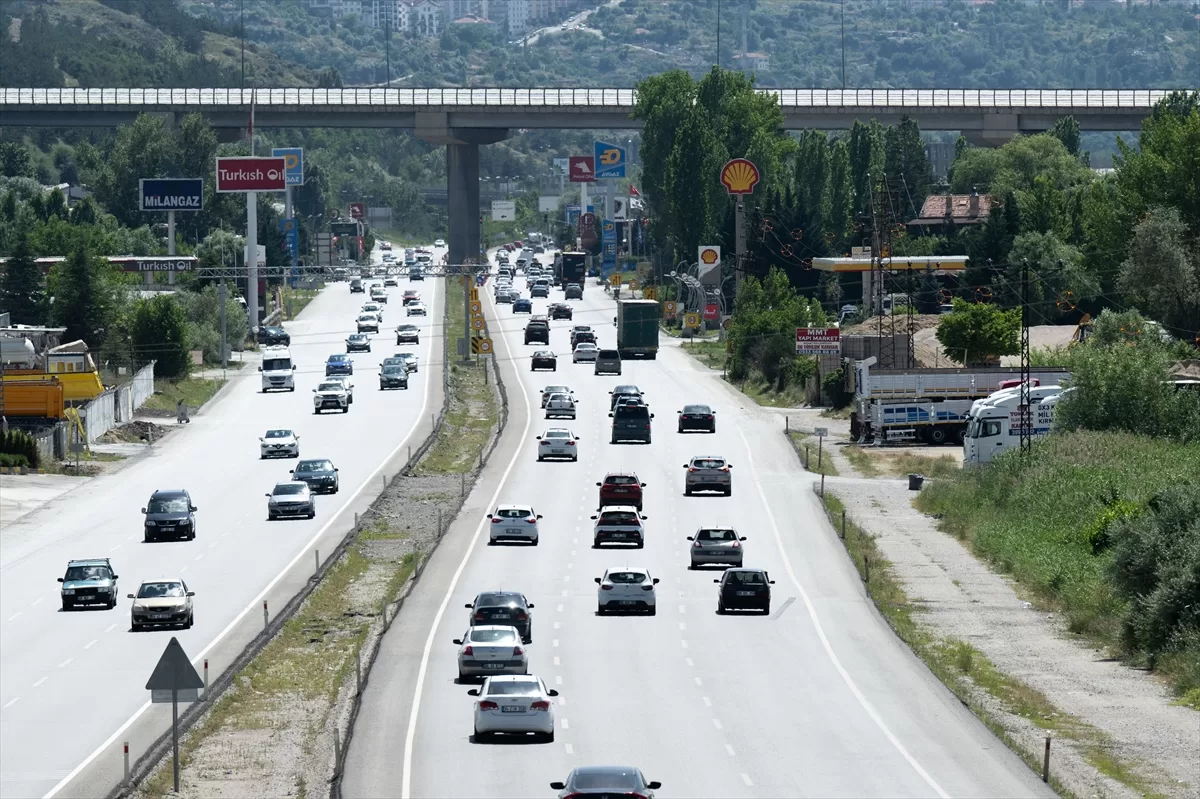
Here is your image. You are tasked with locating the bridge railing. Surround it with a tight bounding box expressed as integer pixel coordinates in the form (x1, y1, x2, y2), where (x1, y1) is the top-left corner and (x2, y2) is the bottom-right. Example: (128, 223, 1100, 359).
(0, 87, 1180, 109)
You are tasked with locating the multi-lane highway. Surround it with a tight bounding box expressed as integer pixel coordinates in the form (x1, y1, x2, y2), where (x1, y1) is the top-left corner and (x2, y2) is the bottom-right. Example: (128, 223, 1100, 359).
(342, 266, 1054, 798)
(0, 252, 443, 799)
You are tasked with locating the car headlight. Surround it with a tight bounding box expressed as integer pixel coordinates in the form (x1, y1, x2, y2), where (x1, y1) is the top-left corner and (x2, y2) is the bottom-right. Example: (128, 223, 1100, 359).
(62, 588, 75, 595)
(132, 604, 145, 612)
(145, 520, 156, 526)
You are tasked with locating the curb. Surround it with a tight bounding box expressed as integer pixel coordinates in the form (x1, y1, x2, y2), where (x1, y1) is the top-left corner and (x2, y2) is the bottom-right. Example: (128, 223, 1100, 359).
(0, 466, 44, 474)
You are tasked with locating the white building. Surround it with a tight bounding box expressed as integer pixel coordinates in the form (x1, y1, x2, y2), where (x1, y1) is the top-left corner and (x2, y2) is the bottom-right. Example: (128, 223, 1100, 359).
(406, 0, 442, 35)
(481, 0, 529, 35)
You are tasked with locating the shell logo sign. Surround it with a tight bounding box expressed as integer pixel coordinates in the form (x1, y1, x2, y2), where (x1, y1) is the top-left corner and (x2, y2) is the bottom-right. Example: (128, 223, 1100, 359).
(720, 158, 760, 196)
(699, 246, 720, 266)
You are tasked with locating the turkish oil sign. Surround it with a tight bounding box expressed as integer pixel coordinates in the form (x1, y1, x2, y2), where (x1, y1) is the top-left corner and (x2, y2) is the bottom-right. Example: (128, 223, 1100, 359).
(795, 327, 841, 355)
(214, 157, 287, 193)
(139, 179, 204, 212)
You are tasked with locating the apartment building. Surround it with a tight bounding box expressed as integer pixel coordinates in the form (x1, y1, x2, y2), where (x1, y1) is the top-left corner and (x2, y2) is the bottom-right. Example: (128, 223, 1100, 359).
(309, 0, 584, 37)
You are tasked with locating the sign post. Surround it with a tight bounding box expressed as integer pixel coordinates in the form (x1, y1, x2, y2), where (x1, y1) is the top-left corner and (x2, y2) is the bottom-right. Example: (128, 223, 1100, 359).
(145, 637, 204, 794)
(140, 179, 204, 286)
(719, 158, 761, 301)
(216, 156, 287, 331)
(569, 156, 595, 248)
(795, 327, 842, 355)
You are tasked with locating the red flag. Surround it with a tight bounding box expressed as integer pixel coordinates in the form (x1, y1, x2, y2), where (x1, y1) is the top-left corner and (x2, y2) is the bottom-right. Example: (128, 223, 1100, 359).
(628, 185, 641, 197)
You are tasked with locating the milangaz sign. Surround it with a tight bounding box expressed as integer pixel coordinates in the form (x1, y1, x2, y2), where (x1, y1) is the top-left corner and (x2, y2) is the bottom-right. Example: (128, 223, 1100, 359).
(139, 179, 204, 212)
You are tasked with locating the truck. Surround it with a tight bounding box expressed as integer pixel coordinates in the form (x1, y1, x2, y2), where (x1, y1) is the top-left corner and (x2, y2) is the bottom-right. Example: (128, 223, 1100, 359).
(616, 299, 660, 360)
(0, 378, 66, 418)
(964, 389, 1069, 465)
(556, 251, 586, 289)
(851, 358, 1070, 445)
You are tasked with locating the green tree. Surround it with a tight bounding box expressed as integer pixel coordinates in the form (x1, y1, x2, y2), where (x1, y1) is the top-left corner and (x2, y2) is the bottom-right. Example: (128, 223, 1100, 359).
(1114, 91, 1200, 239)
(1117, 207, 1200, 340)
(1008, 231, 1097, 322)
(665, 107, 722, 259)
(0, 143, 34, 179)
(632, 70, 696, 246)
(1049, 116, 1082, 157)
(130, 294, 190, 379)
(78, 113, 179, 229)
(0, 234, 45, 324)
(950, 134, 1093, 196)
(826, 139, 853, 249)
(848, 120, 884, 215)
(882, 116, 932, 217)
(49, 245, 115, 348)
(935, 298, 1020, 364)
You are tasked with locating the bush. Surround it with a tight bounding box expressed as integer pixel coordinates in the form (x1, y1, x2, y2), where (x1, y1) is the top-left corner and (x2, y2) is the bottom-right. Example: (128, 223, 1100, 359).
(0, 429, 40, 468)
(822, 367, 852, 408)
(0, 452, 30, 468)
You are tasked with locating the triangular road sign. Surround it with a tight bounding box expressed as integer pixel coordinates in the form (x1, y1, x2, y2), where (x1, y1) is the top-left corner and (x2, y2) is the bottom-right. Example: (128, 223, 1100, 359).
(145, 637, 204, 691)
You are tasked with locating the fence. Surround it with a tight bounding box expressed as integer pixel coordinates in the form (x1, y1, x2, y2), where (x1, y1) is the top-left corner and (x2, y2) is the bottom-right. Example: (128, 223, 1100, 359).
(86, 362, 156, 440)
(30, 423, 66, 463)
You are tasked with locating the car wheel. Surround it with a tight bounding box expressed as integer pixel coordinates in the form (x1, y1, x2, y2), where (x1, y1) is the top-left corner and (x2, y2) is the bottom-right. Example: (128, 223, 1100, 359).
(610, 438, 618, 444)
(763, 605, 771, 615)
(685, 486, 693, 496)
(688, 562, 696, 570)
(531, 537, 539, 546)
(144, 534, 154, 543)
(186, 612, 194, 629)
(61, 598, 72, 611)
(536, 455, 544, 462)
(717, 603, 726, 615)
(289, 387, 295, 392)
(313, 409, 320, 415)
(308, 510, 316, 519)
(572, 456, 578, 462)
(268, 513, 276, 521)
(725, 488, 732, 496)
(131, 622, 142, 631)
(677, 426, 683, 433)
(342, 406, 349, 413)
(636, 540, 644, 549)
(188, 530, 196, 540)
(597, 605, 606, 615)
(473, 727, 487, 742)
(648, 605, 657, 616)
(108, 596, 117, 609)
(544, 730, 555, 743)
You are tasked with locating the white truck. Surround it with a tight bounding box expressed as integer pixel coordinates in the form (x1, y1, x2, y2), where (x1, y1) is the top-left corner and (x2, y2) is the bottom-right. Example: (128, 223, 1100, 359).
(964, 388, 1071, 465)
(851, 358, 1070, 446)
(259, 346, 296, 392)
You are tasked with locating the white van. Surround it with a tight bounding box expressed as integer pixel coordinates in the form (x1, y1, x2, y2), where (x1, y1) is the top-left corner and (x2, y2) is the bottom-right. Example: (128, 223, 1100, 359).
(259, 346, 296, 392)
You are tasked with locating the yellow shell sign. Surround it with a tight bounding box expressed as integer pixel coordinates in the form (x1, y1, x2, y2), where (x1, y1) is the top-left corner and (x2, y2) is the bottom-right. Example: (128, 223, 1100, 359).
(720, 158, 760, 196)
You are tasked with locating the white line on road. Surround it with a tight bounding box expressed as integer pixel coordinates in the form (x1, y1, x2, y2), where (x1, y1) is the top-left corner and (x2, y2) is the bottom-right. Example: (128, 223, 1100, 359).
(3, 697, 20, 708)
(741, 773, 754, 787)
(712, 719, 723, 730)
(58, 659, 72, 668)
(553, 639, 559, 647)
(702, 696, 712, 707)
(561, 718, 569, 729)
(32, 677, 47, 688)
(725, 744, 736, 756)
(566, 562, 573, 570)
(127, 535, 137, 541)
(7, 612, 21, 621)
(194, 553, 204, 561)
(103, 624, 116, 633)
(553, 656, 561, 666)
(563, 575, 570, 583)
(685, 658, 694, 667)
(30, 597, 42, 607)
(570, 549, 576, 557)
(555, 675, 562, 685)
(678, 603, 685, 614)
(561, 589, 568, 596)
(553, 621, 561, 630)
(111, 544, 121, 552)
(694, 676, 703, 687)
(680, 639, 689, 649)
(556, 604, 563, 613)
(83, 640, 97, 650)
(564, 743, 574, 755)
(678, 622, 686, 631)
(179, 566, 187, 573)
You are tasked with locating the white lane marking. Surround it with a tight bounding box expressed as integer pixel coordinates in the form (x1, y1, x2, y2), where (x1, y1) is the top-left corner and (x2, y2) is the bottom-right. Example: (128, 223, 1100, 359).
(685, 657, 694, 667)
(694, 676, 703, 687)
(741, 773, 754, 787)
(209, 543, 218, 550)
(127, 535, 137, 542)
(712, 718, 723, 730)
(564, 743, 574, 755)
(702, 696, 712, 707)
(556, 604, 563, 613)
(30, 597, 43, 607)
(570, 549, 576, 557)
(83, 640, 97, 650)
(678, 603, 685, 614)
(3, 697, 21, 708)
(680, 639, 689, 649)
(561, 589, 568, 596)
(725, 743, 736, 756)
(178, 566, 188, 574)
(401, 302, 531, 799)
(563, 575, 570, 583)
(553, 621, 561, 630)
(32, 677, 47, 688)
(678, 622, 686, 631)
(58, 659, 72, 669)
(7, 612, 21, 621)
(553, 639, 560, 647)
(566, 562, 573, 570)
(104, 624, 117, 633)
(47, 282, 445, 799)
(735, 426, 949, 798)
(194, 553, 204, 561)
(553, 656, 561, 666)
(555, 675, 562, 685)
(561, 718, 569, 730)
(111, 544, 122, 552)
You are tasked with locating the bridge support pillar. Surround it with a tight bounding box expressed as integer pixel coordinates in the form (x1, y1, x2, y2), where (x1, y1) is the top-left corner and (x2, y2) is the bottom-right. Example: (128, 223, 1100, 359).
(963, 113, 1021, 148)
(447, 142, 481, 267)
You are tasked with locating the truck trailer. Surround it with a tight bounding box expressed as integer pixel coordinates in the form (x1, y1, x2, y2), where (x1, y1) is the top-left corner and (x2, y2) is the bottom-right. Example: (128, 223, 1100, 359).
(964, 389, 1069, 465)
(556, 252, 586, 289)
(616, 299, 660, 360)
(0, 378, 66, 418)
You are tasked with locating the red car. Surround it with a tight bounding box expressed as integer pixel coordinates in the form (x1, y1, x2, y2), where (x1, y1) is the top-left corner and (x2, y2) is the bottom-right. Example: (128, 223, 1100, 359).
(597, 472, 646, 511)
(514, 240, 523, 248)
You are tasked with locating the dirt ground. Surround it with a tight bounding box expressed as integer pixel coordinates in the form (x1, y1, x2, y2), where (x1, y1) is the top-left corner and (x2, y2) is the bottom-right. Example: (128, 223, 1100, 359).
(842, 316, 1078, 368)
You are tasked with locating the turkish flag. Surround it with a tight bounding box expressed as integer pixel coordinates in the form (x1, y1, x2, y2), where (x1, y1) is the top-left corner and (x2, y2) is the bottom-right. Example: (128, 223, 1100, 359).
(629, 185, 641, 197)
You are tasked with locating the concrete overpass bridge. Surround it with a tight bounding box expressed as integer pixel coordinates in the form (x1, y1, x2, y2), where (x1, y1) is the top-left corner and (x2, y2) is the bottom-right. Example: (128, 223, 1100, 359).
(1, 86, 1183, 264)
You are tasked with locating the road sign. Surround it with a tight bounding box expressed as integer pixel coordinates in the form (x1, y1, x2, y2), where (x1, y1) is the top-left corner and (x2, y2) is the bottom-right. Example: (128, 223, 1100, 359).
(279, 218, 297, 233)
(663, 301, 677, 317)
(612, 196, 628, 220)
(609, 273, 622, 286)
(720, 158, 761, 196)
(553, 157, 570, 175)
(469, 301, 482, 315)
(272, 147, 304, 186)
(851, 246, 872, 258)
(703, 302, 720, 321)
(538, 195, 560, 213)
(628, 279, 639, 290)
(471, 337, 493, 355)
(796, 327, 841, 355)
(146, 636, 203, 793)
(215, 156, 287, 192)
(331, 221, 360, 237)
(470, 286, 479, 302)
(139, 178, 204, 212)
(349, 202, 365, 219)
(472, 317, 486, 331)
(814, 427, 829, 438)
(698, 245, 721, 286)
(492, 200, 516, 221)
(683, 312, 701, 329)
(643, 285, 657, 300)
(569, 156, 596, 183)
(593, 140, 626, 179)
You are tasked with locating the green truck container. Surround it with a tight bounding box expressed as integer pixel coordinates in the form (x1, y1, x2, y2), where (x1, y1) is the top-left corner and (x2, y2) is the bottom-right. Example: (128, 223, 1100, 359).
(616, 299, 660, 360)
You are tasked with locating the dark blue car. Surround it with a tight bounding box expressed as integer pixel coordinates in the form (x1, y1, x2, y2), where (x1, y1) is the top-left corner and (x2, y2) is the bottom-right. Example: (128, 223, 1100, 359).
(325, 353, 354, 376)
(513, 297, 533, 314)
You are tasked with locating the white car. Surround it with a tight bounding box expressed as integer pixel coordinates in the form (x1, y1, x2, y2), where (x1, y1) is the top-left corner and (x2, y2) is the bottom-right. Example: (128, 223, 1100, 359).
(536, 428, 578, 462)
(488, 504, 542, 545)
(596, 567, 659, 615)
(326, 375, 354, 404)
(573, 342, 599, 363)
(544, 392, 576, 419)
(454, 625, 528, 680)
(357, 313, 380, 333)
(259, 428, 299, 459)
(468, 674, 558, 742)
(265, 480, 315, 520)
(407, 302, 427, 317)
(394, 352, 419, 373)
(313, 381, 350, 414)
(590, 506, 647, 548)
(540, 385, 574, 407)
(362, 302, 385, 322)
(434, 238, 446, 248)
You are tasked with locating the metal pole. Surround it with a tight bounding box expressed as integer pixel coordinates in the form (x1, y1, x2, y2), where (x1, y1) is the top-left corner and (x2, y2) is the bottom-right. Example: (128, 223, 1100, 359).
(1043, 737, 1051, 782)
(285, 185, 295, 274)
(462, 273, 472, 362)
(123, 742, 129, 785)
(203, 658, 209, 697)
(218, 280, 228, 370)
(247, 192, 259, 334)
(315, 549, 320, 576)
(734, 199, 745, 301)
(166, 210, 177, 285)
(172, 687, 180, 793)
(262, 600, 268, 629)
(818, 436, 823, 471)
(840, 0, 846, 89)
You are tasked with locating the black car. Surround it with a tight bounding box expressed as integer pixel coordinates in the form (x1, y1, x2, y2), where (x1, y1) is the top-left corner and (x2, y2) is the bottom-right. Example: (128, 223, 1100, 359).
(678, 403, 716, 432)
(257, 325, 290, 346)
(564, 283, 583, 300)
(609, 401, 653, 444)
(350, 279, 365, 293)
(379, 363, 410, 390)
(531, 351, 557, 371)
(551, 767, 660, 799)
(396, 324, 420, 345)
(716, 568, 775, 614)
(325, 354, 354, 376)
(409, 268, 424, 281)
(466, 591, 534, 643)
(610, 385, 644, 410)
(141, 489, 197, 542)
(549, 303, 573, 320)
(290, 459, 340, 494)
(346, 333, 371, 353)
(570, 327, 595, 348)
(524, 318, 550, 345)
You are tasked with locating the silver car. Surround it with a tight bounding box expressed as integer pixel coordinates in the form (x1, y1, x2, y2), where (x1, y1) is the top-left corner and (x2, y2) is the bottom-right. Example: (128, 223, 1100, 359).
(683, 456, 733, 496)
(266, 481, 316, 520)
(454, 625, 528, 680)
(687, 527, 746, 568)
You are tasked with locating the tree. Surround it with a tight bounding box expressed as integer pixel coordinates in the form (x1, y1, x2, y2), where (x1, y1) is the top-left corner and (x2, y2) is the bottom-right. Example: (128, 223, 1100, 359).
(883, 116, 932, 216)
(826, 139, 853, 250)
(49, 245, 114, 348)
(1118, 207, 1200, 340)
(632, 70, 697, 246)
(935, 298, 1020, 364)
(950, 134, 1093, 197)
(0, 143, 34, 179)
(1114, 91, 1200, 239)
(78, 113, 178, 229)
(0, 234, 45, 324)
(317, 67, 344, 88)
(665, 107, 722, 259)
(1008, 231, 1097, 322)
(1049, 116, 1081, 157)
(130, 295, 190, 379)
(848, 120, 884, 215)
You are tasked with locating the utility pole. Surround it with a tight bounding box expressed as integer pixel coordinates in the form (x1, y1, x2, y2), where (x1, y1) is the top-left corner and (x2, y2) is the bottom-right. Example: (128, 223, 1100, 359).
(218, 280, 228, 371)
(240, 0, 245, 89)
(462, 271, 472, 362)
(841, 0, 846, 89)
(1019, 258, 1032, 458)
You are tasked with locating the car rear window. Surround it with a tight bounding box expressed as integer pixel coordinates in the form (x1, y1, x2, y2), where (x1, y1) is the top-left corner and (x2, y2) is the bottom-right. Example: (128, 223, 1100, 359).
(605, 475, 637, 485)
(574, 771, 640, 791)
(495, 508, 531, 519)
(606, 572, 647, 584)
(545, 430, 571, 439)
(614, 405, 650, 420)
(600, 511, 640, 525)
(597, 349, 620, 358)
(731, 571, 767, 585)
(683, 405, 711, 414)
(486, 680, 540, 696)
(698, 529, 737, 541)
(468, 628, 517, 644)
(477, 592, 523, 607)
(692, 458, 726, 469)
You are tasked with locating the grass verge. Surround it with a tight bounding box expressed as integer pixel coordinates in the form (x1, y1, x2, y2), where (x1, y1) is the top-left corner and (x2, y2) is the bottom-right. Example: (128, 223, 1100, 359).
(788, 433, 839, 476)
(817, 491, 1162, 798)
(417, 277, 498, 475)
(281, 285, 321, 321)
(140, 377, 225, 412)
(844, 445, 961, 479)
(677, 342, 810, 408)
(914, 430, 1200, 701)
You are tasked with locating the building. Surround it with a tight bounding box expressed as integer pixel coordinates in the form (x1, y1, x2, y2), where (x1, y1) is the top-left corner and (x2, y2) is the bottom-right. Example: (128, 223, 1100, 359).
(733, 51, 770, 71)
(481, 0, 530, 35)
(406, 0, 442, 35)
(907, 192, 994, 233)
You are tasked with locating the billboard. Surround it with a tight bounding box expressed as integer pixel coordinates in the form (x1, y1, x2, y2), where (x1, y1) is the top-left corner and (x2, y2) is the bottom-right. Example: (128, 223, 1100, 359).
(538, 195, 560, 213)
(568, 156, 595, 183)
(348, 202, 365, 219)
(491, 200, 516, 221)
(795, 327, 842, 355)
(593, 141, 626, 179)
(698, 245, 721, 286)
(330, 221, 360, 237)
(612, 196, 628, 221)
(215, 157, 287, 192)
(271, 148, 304, 186)
(552, 157, 570, 175)
(139, 178, 203, 212)
(601, 219, 617, 272)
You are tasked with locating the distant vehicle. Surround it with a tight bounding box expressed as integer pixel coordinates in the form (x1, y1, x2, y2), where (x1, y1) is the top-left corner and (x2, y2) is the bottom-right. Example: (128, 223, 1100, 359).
(356, 314, 380, 333)
(58, 558, 119, 610)
(536, 428, 578, 462)
(597, 472, 645, 510)
(564, 283, 583, 300)
(616, 299, 659, 359)
(434, 238, 446, 247)
(393, 352, 420, 373)
(402, 290, 421, 306)
(570, 326, 594, 348)
(370, 285, 388, 303)
(677, 404, 716, 433)
(557, 251, 586, 288)
(257, 325, 290, 346)
(325, 353, 354, 376)
(265, 481, 315, 520)
(380, 241, 392, 250)
(524, 317, 550, 344)
(513, 297, 533, 314)
(683, 456, 732, 496)
(395, 324, 420, 345)
(488, 504, 543, 545)
(572, 342, 599, 363)
(259, 428, 300, 459)
(715, 568, 774, 614)
(596, 567, 658, 615)
(544, 392, 576, 419)
(346, 333, 372, 353)
(549, 303, 573, 320)
(454, 625, 528, 679)
(409, 268, 424, 281)
(406, 302, 427, 317)
(350, 279, 365, 293)
(362, 301, 385, 322)
(609, 385, 644, 410)
(531, 351, 557, 371)
(383, 276, 398, 287)
(550, 767, 660, 798)
(687, 527, 746, 569)
(594, 349, 622, 375)
(141, 489, 197, 542)
(379, 362, 410, 390)
(468, 675, 558, 742)
(539, 385, 574, 407)
(325, 375, 354, 404)
(466, 591, 533, 643)
(128, 579, 194, 631)
(610, 400, 653, 444)
(290, 459, 339, 494)
(313, 381, 350, 413)
(259, 346, 296, 392)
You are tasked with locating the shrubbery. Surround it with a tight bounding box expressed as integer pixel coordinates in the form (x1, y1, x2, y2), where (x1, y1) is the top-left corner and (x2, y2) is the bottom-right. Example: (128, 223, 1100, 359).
(726, 267, 825, 395)
(0, 429, 40, 468)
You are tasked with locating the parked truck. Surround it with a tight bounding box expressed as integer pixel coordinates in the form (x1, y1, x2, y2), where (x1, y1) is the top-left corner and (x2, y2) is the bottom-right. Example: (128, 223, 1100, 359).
(0, 378, 66, 418)
(851, 358, 1070, 445)
(964, 389, 1069, 465)
(616, 299, 660, 360)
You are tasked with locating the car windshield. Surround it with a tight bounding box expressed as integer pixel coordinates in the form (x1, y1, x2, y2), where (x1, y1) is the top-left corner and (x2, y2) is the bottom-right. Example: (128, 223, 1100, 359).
(147, 497, 188, 513)
(698, 529, 737, 542)
(598, 350, 620, 358)
(605, 475, 638, 485)
(692, 458, 726, 469)
(607, 571, 647, 584)
(544, 386, 568, 395)
(573, 770, 640, 791)
(495, 508, 532, 519)
(296, 460, 333, 473)
(684, 405, 711, 414)
(600, 511, 640, 525)
(137, 582, 185, 598)
(273, 484, 306, 496)
(545, 430, 570, 439)
(265, 430, 292, 439)
(476, 592, 523, 608)
(349, 335, 366, 341)
(731, 571, 767, 585)
(398, 325, 417, 331)
(484, 680, 541, 696)
(358, 315, 374, 321)
(262, 358, 290, 371)
(382, 365, 406, 375)
(65, 565, 110, 581)
(535, 351, 553, 357)
(549, 394, 571, 402)
(468, 629, 518, 644)
(614, 405, 650, 420)
(318, 383, 343, 392)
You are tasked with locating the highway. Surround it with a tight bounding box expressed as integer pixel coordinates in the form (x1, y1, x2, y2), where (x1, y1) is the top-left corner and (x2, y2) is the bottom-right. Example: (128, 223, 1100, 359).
(342, 268, 1055, 798)
(0, 250, 444, 799)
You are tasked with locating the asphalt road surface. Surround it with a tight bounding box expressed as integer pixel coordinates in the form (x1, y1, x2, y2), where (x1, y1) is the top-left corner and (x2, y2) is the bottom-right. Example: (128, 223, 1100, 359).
(341, 270, 1055, 798)
(0, 252, 443, 799)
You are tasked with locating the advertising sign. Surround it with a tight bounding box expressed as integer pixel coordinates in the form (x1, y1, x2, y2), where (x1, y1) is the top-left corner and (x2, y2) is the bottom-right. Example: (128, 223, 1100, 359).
(113, 258, 196, 273)
(538, 195, 560, 213)
(719, 158, 761, 196)
(612, 196, 628, 221)
(795, 327, 842, 355)
(552, 157, 570, 175)
(271, 148, 304, 186)
(348, 202, 365, 219)
(593, 141, 626, 179)
(330, 221, 360, 237)
(215, 157, 286, 192)
(601, 219, 616, 272)
(568, 156, 595, 183)
(491, 200, 516, 221)
(698, 245, 721, 286)
(703, 303, 720, 322)
(139, 178, 204, 212)
(279, 218, 299, 262)
(851, 246, 872, 259)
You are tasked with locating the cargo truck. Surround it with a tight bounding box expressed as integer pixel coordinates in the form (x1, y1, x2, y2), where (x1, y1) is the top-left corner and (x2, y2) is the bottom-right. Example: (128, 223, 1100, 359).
(616, 299, 660, 360)
(0, 378, 66, 418)
(556, 251, 586, 289)
(964, 389, 1069, 465)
